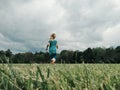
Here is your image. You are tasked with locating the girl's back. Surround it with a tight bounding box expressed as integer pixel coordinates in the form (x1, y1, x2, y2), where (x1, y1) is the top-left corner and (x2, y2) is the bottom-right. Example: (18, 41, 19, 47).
(49, 40, 57, 54)
(49, 40, 57, 47)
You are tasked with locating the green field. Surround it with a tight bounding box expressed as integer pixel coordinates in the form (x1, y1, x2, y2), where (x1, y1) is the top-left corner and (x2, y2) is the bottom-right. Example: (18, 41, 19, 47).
(0, 64, 120, 90)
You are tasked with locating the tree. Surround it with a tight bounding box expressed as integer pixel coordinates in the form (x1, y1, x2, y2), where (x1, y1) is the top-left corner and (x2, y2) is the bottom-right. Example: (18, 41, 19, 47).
(60, 50, 74, 63)
(104, 47, 115, 63)
(83, 48, 94, 63)
(77, 51, 83, 63)
(92, 47, 106, 63)
(67, 50, 74, 63)
(34, 52, 46, 63)
(0, 50, 6, 63)
(73, 51, 83, 63)
(5, 49, 12, 63)
(60, 50, 68, 63)
(5, 49, 12, 57)
(44, 52, 50, 63)
(12, 53, 25, 63)
(114, 46, 120, 63)
(24, 52, 33, 63)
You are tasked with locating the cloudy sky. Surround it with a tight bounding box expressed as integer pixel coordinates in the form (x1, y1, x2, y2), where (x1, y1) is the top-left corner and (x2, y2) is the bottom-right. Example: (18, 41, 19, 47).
(0, 0, 120, 53)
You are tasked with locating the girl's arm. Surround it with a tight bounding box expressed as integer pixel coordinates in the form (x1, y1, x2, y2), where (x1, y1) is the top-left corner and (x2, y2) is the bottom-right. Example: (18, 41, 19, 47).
(46, 43, 50, 51)
(56, 44, 58, 49)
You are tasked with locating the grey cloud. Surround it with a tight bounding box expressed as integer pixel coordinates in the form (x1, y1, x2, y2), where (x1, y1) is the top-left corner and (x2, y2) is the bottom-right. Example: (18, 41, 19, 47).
(57, 0, 120, 47)
(0, 0, 120, 53)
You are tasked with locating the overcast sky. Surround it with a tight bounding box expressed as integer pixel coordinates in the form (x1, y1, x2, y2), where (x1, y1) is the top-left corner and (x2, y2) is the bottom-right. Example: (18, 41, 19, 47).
(0, 0, 120, 53)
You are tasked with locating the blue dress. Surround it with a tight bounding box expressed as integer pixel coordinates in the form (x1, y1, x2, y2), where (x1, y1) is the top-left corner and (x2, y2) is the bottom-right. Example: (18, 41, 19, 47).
(49, 40, 57, 59)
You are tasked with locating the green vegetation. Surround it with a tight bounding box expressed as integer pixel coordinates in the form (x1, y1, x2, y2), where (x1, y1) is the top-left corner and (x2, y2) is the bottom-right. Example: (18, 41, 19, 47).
(1, 46, 120, 63)
(0, 64, 120, 90)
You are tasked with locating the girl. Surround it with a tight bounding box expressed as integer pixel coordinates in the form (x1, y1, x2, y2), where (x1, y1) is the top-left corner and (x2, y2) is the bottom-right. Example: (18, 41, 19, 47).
(46, 33, 58, 64)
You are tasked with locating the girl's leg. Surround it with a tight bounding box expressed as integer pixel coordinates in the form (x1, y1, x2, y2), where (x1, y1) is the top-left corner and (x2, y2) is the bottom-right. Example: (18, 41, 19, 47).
(51, 58, 56, 64)
(50, 53, 56, 64)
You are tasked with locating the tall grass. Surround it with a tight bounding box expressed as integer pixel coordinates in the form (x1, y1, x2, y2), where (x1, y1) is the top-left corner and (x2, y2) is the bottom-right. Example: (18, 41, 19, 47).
(0, 63, 120, 90)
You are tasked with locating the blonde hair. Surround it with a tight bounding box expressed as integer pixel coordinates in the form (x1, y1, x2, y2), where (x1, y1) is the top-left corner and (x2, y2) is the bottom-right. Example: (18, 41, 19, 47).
(50, 33, 56, 40)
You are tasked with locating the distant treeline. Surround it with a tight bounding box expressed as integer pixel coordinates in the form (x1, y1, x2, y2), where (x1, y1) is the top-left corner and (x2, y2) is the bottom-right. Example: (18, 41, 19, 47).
(0, 46, 120, 63)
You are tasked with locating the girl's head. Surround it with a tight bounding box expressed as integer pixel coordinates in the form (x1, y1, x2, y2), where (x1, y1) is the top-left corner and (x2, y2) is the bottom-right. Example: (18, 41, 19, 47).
(50, 33, 56, 40)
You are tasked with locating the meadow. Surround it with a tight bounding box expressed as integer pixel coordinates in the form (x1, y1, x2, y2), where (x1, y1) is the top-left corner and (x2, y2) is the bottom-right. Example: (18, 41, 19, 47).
(0, 64, 120, 90)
